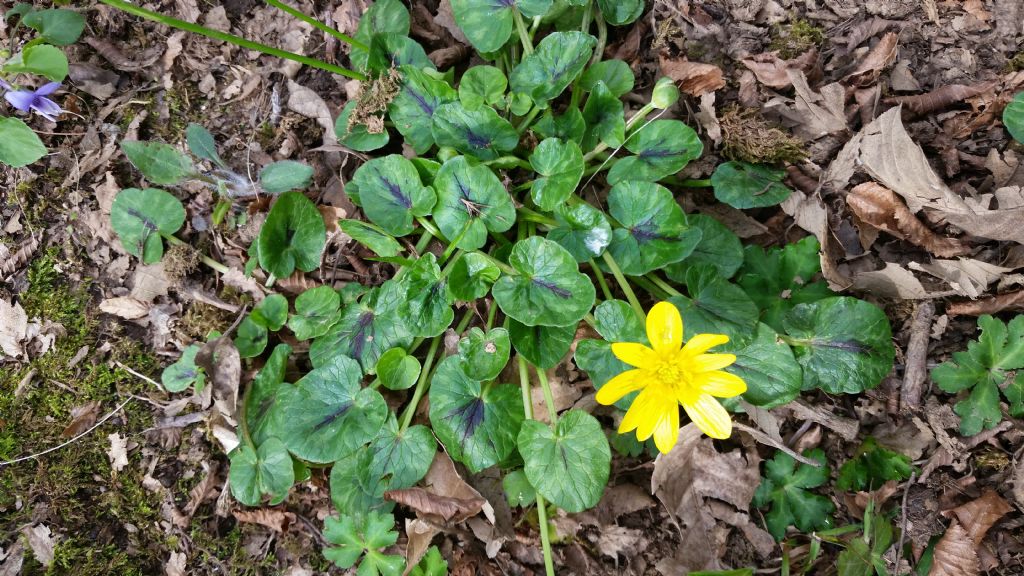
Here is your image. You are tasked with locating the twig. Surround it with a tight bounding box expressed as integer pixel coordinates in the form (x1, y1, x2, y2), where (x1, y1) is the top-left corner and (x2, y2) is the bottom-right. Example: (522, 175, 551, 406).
(894, 471, 917, 575)
(900, 301, 934, 412)
(0, 398, 133, 467)
(114, 361, 161, 389)
(734, 422, 822, 467)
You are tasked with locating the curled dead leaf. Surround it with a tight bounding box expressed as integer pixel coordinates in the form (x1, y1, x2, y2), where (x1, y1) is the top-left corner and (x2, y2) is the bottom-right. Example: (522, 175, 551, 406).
(931, 523, 980, 576)
(845, 32, 898, 87)
(386, 487, 485, 524)
(847, 182, 970, 257)
(946, 290, 1024, 316)
(99, 296, 151, 320)
(62, 401, 102, 438)
(659, 54, 725, 96)
(886, 82, 999, 116)
(944, 490, 1012, 546)
(421, 451, 494, 524)
(232, 508, 296, 532)
(740, 49, 818, 89)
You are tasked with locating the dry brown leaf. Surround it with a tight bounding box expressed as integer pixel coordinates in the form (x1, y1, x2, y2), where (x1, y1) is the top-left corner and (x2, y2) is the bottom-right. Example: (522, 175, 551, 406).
(695, 92, 722, 145)
(910, 259, 1011, 299)
(595, 525, 645, 560)
(0, 299, 29, 359)
(740, 49, 817, 89)
(886, 82, 999, 115)
(945, 490, 1012, 545)
(386, 487, 485, 524)
(763, 70, 847, 141)
(62, 401, 102, 438)
(847, 182, 970, 257)
(195, 335, 241, 436)
(318, 205, 348, 233)
(947, 290, 1024, 316)
(422, 451, 493, 523)
(164, 551, 187, 576)
(1012, 458, 1024, 508)
(404, 519, 440, 574)
(0, 234, 40, 279)
(845, 32, 899, 87)
(659, 54, 725, 96)
(930, 523, 979, 576)
(779, 189, 851, 289)
(107, 432, 129, 472)
(851, 262, 934, 299)
(0, 542, 25, 576)
(99, 296, 151, 320)
(287, 79, 337, 146)
(232, 508, 296, 532)
(22, 525, 56, 568)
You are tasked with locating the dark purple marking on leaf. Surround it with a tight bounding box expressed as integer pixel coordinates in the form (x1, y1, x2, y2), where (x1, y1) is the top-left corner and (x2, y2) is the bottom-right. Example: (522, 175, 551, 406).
(811, 339, 870, 353)
(448, 397, 486, 442)
(378, 174, 412, 209)
(532, 278, 572, 299)
(405, 85, 436, 115)
(630, 220, 663, 243)
(495, 0, 515, 8)
(126, 207, 159, 232)
(349, 311, 376, 359)
(545, 39, 592, 85)
(637, 139, 688, 160)
(466, 130, 492, 150)
(314, 401, 353, 432)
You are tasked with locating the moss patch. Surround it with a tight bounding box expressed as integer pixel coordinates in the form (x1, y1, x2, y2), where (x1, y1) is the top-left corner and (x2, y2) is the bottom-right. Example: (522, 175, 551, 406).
(769, 19, 826, 59)
(720, 106, 807, 165)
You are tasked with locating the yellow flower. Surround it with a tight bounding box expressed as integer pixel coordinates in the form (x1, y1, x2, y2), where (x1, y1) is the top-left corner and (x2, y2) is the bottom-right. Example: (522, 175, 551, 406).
(595, 301, 747, 454)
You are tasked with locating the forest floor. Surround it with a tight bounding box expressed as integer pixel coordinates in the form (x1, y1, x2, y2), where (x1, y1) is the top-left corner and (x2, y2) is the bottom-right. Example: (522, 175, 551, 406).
(2, 0, 1024, 575)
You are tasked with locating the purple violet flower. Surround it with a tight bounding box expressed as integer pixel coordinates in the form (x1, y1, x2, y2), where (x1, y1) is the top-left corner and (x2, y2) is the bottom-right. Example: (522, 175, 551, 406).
(0, 80, 63, 122)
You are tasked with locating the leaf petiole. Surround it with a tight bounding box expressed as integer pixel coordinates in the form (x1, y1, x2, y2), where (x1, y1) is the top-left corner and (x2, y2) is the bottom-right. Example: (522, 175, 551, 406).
(399, 337, 441, 432)
(513, 9, 534, 55)
(601, 251, 645, 321)
(517, 356, 556, 576)
(160, 232, 230, 274)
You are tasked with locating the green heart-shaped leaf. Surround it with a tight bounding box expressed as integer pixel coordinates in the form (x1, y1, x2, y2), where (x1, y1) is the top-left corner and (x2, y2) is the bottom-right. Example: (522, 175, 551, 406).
(459, 65, 507, 110)
(529, 138, 584, 211)
(448, 0, 515, 52)
(665, 213, 744, 281)
(547, 201, 612, 263)
(276, 354, 389, 463)
(350, 0, 410, 70)
(736, 237, 833, 333)
(669, 265, 759, 346)
(518, 409, 610, 513)
(287, 286, 342, 340)
(260, 160, 314, 194)
(257, 191, 326, 279)
(161, 344, 204, 393)
(1003, 91, 1024, 143)
(711, 161, 792, 209)
(22, 9, 85, 45)
(721, 322, 802, 408)
(246, 344, 292, 445)
(533, 108, 586, 143)
(428, 356, 524, 473)
(448, 252, 501, 301)
(581, 81, 625, 150)
(432, 156, 516, 250)
(397, 253, 454, 338)
(597, 0, 643, 25)
(228, 438, 295, 506)
(592, 299, 646, 343)
(310, 282, 413, 373)
(782, 296, 895, 394)
(110, 188, 186, 264)
(503, 469, 536, 508)
(607, 119, 703, 184)
(3, 44, 68, 81)
(606, 180, 701, 275)
(510, 31, 596, 107)
(432, 102, 519, 160)
(339, 219, 403, 257)
(120, 141, 194, 185)
(335, 100, 390, 152)
(366, 34, 432, 73)
(388, 65, 458, 154)
(492, 236, 596, 327)
(0, 117, 46, 167)
(251, 294, 288, 331)
(351, 155, 435, 237)
(509, 320, 575, 369)
(376, 347, 421, 391)
(579, 59, 634, 96)
(235, 317, 268, 358)
(458, 327, 511, 381)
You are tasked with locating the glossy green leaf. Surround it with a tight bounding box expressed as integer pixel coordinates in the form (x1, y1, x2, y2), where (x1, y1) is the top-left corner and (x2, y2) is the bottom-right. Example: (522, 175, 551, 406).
(0, 116, 46, 167)
(366, 34, 432, 73)
(185, 123, 223, 167)
(529, 138, 584, 211)
(3, 44, 68, 81)
(397, 253, 454, 338)
(409, 547, 448, 576)
(310, 282, 413, 373)
(120, 141, 194, 185)
(502, 469, 536, 508)
(533, 108, 586, 143)
(721, 323, 801, 408)
(492, 236, 596, 327)
(607, 119, 703, 185)
(431, 102, 519, 160)
(388, 65, 458, 153)
(110, 188, 185, 264)
(606, 180, 701, 275)
(581, 81, 625, 150)
(592, 299, 646, 343)
(547, 201, 612, 263)
(335, 100, 390, 152)
(235, 317, 268, 358)
(597, 0, 644, 25)
(161, 344, 204, 393)
(376, 347, 421, 390)
(668, 265, 759, 346)
(458, 327, 511, 381)
(257, 191, 326, 279)
(579, 59, 634, 96)
(736, 236, 833, 333)
(783, 297, 895, 395)
(351, 0, 410, 70)
(836, 437, 914, 491)
(287, 286, 342, 340)
(510, 31, 595, 107)
(276, 355, 388, 463)
(228, 438, 295, 506)
(432, 156, 515, 250)
(22, 9, 85, 45)
(448, 252, 501, 300)
(428, 356, 524, 473)
(339, 219, 403, 258)
(711, 161, 792, 209)
(251, 294, 288, 331)
(509, 320, 575, 369)
(459, 65, 507, 110)
(1005, 91, 1024, 143)
(351, 155, 435, 236)
(323, 511, 404, 574)
(752, 449, 833, 541)
(665, 213, 744, 281)
(518, 0, 554, 17)
(260, 160, 314, 194)
(246, 344, 292, 445)
(518, 409, 610, 513)
(449, 0, 514, 52)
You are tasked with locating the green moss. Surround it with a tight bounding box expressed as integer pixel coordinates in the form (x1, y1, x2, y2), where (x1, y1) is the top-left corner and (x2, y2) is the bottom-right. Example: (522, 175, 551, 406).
(770, 19, 826, 59)
(1007, 51, 1024, 72)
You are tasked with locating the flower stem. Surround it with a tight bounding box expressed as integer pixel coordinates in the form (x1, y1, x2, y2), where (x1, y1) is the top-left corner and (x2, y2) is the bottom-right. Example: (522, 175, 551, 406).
(590, 258, 614, 301)
(414, 227, 433, 255)
(590, 10, 607, 66)
(517, 356, 556, 576)
(416, 216, 443, 239)
(630, 275, 669, 301)
(516, 105, 542, 134)
(264, 0, 368, 51)
(513, 9, 534, 55)
(536, 366, 559, 426)
(399, 336, 441, 432)
(645, 273, 683, 297)
(601, 252, 645, 321)
(96, 0, 367, 80)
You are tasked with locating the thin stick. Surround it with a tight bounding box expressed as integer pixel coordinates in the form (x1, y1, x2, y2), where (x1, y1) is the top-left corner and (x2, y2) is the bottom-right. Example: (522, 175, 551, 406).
(894, 471, 917, 574)
(114, 361, 161, 389)
(0, 398, 133, 467)
(733, 422, 822, 468)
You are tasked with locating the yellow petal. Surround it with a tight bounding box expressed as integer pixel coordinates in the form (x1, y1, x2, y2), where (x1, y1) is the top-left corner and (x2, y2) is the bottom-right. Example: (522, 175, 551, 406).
(646, 301, 683, 353)
(691, 352, 737, 372)
(611, 342, 658, 368)
(682, 333, 729, 356)
(694, 370, 747, 398)
(618, 386, 669, 436)
(595, 369, 645, 405)
(652, 404, 680, 454)
(682, 394, 732, 439)
(635, 389, 678, 442)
